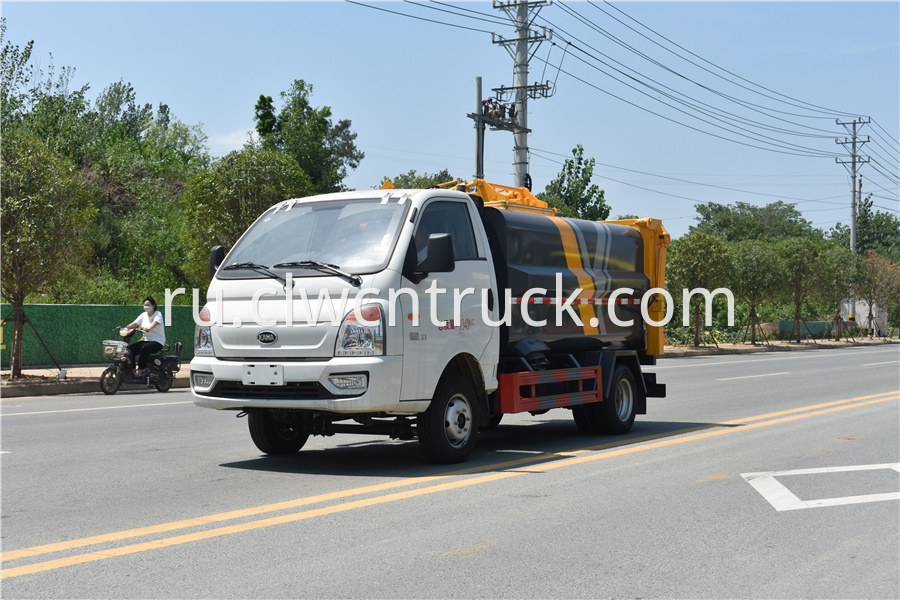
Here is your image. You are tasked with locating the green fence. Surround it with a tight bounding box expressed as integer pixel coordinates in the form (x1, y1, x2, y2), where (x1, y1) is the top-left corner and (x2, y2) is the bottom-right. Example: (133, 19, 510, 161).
(1, 304, 196, 368)
(777, 320, 834, 339)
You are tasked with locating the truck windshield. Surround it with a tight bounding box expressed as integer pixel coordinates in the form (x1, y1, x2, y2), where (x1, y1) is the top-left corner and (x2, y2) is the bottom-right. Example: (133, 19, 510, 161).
(220, 198, 410, 278)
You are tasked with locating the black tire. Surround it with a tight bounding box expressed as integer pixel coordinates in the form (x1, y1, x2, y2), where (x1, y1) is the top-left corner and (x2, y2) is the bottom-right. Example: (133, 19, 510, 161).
(486, 413, 504, 429)
(248, 410, 309, 455)
(154, 376, 173, 392)
(417, 375, 479, 463)
(596, 364, 637, 434)
(99, 366, 122, 395)
(572, 403, 602, 434)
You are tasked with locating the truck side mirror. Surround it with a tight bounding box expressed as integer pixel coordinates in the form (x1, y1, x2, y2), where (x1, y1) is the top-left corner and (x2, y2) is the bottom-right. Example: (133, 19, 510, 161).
(209, 245, 225, 281)
(418, 233, 455, 275)
(405, 234, 455, 283)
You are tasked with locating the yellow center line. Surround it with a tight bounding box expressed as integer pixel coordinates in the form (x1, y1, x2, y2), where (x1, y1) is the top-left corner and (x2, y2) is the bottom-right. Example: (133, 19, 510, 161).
(2, 390, 897, 579)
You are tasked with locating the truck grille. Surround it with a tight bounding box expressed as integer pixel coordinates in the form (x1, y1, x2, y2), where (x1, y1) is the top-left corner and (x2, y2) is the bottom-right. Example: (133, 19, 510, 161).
(204, 381, 337, 400)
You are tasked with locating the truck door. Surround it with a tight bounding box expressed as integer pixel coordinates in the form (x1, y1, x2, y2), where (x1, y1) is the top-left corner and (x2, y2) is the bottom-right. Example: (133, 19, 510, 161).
(399, 199, 494, 402)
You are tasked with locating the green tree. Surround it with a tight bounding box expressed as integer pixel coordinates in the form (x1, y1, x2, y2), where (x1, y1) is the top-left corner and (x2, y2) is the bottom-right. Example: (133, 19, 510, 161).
(94, 79, 153, 141)
(1, 131, 96, 377)
(380, 169, 456, 189)
(691, 201, 818, 243)
(0, 18, 34, 125)
(3, 21, 211, 305)
(816, 244, 858, 341)
(180, 147, 313, 280)
(256, 80, 363, 194)
(729, 240, 781, 344)
(254, 94, 280, 146)
(829, 195, 900, 263)
(855, 249, 900, 336)
(537, 144, 609, 221)
(2, 21, 93, 164)
(666, 232, 732, 346)
(776, 237, 823, 342)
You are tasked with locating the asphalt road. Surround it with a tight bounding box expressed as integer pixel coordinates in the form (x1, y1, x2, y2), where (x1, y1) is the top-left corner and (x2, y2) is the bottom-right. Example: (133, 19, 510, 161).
(2, 345, 898, 599)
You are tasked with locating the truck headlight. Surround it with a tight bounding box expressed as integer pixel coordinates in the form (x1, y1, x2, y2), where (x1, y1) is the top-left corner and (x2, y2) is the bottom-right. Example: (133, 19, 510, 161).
(335, 306, 384, 356)
(194, 325, 214, 357)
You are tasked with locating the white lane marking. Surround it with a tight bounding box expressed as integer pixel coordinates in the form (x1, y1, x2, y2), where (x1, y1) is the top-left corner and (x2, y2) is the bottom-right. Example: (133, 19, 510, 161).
(655, 348, 899, 370)
(742, 463, 900, 511)
(717, 371, 790, 381)
(860, 360, 900, 367)
(1, 401, 193, 417)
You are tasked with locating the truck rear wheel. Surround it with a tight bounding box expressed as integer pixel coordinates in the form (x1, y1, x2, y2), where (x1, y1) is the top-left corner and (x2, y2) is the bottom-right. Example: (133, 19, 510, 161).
(418, 375, 479, 463)
(248, 410, 309, 455)
(572, 404, 602, 434)
(597, 365, 637, 434)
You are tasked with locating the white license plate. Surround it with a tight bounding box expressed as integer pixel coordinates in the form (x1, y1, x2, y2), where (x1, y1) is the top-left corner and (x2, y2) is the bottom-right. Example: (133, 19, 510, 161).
(242, 364, 284, 386)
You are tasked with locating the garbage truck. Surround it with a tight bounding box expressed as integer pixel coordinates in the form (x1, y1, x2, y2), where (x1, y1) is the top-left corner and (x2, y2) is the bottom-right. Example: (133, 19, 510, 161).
(190, 179, 670, 463)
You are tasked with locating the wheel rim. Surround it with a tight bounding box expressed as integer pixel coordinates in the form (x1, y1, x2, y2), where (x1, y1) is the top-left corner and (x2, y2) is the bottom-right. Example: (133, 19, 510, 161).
(443, 393, 473, 448)
(615, 377, 634, 421)
(101, 369, 120, 390)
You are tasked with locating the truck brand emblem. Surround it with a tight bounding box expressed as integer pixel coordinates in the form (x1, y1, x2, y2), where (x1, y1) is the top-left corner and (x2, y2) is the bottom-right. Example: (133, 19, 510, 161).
(257, 331, 278, 345)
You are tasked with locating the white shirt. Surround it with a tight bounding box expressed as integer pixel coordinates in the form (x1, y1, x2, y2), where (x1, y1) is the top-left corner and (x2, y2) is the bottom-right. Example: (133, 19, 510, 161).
(135, 311, 165, 345)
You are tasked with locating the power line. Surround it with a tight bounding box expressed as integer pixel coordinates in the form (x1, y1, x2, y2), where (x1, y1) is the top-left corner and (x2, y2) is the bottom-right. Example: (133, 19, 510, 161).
(532, 47, 841, 159)
(548, 30, 843, 157)
(590, 0, 859, 119)
(871, 118, 900, 149)
(551, 3, 845, 137)
(345, 1, 496, 34)
(531, 146, 846, 205)
(429, 1, 511, 26)
(405, 1, 510, 27)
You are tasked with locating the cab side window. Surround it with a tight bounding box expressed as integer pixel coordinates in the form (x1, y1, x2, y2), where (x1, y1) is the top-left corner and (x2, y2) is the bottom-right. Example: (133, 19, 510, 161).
(414, 201, 479, 261)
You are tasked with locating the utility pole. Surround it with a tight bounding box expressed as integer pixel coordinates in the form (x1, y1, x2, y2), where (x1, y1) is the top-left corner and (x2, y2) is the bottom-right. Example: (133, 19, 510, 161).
(835, 118, 871, 255)
(835, 117, 870, 326)
(469, 1, 552, 189)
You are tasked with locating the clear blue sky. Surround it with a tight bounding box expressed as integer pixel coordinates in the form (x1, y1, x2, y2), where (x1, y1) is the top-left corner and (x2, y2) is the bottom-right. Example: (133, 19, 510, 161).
(3, 1, 898, 238)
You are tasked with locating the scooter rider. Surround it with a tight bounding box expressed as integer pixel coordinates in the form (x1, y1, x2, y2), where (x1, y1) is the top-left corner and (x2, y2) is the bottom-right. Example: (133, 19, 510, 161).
(122, 296, 165, 377)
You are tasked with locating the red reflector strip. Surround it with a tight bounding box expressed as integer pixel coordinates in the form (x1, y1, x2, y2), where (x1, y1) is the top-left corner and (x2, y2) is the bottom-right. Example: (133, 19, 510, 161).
(498, 365, 603, 414)
(513, 297, 641, 305)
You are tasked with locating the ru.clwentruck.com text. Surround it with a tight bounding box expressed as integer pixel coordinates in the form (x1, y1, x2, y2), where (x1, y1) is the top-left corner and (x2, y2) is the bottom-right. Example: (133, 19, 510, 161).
(164, 275, 734, 329)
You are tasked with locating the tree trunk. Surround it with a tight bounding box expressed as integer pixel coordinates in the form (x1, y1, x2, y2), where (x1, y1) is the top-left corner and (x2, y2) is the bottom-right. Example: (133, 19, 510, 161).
(693, 303, 701, 347)
(866, 298, 875, 337)
(794, 306, 802, 343)
(10, 303, 25, 379)
(749, 306, 758, 344)
(834, 305, 841, 342)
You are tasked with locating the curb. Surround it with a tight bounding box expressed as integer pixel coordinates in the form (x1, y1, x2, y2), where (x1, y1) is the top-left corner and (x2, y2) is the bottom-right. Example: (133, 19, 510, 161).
(1, 376, 190, 399)
(661, 339, 894, 359)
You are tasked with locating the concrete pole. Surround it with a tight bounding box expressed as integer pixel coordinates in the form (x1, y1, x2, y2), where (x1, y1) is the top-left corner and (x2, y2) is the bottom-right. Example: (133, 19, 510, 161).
(513, 0, 529, 188)
(850, 119, 858, 256)
(475, 77, 485, 180)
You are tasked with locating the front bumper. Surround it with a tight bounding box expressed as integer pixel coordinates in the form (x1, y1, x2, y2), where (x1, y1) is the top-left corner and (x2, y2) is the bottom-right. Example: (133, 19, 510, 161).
(190, 355, 405, 413)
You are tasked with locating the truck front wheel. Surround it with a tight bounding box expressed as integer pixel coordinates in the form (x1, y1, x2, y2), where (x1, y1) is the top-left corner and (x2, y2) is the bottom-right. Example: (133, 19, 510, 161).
(248, 410, 309, 455)
(418, 375, 479, 463)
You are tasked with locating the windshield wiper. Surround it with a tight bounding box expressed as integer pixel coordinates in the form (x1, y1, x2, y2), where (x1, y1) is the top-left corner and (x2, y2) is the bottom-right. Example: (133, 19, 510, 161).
(222, 262, 291, 288)
(273, 261, 362, 287)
